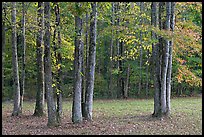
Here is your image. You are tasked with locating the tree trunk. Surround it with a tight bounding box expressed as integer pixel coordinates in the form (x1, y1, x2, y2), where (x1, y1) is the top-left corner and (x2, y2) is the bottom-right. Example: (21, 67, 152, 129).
(20, 2, 26, 114)
(151, 2, 161, 117)
(44, 2, 58, 127)
(84, 2, 97, 121)
(119, 41, 125, 98)
(124, 64, 130, 99)
(146, 49, 149, 99)
(152, 2, 174, 117)
(53, 2, 63, 124)
(166, 2, 175, 116)
(82, 12, 89, 117)
(72, 2, 83, 124)
(11, 2, 21, 116)
(115, 2, 121, 99)
(34, 2, 45, 117)
(160, 2, 170, 114)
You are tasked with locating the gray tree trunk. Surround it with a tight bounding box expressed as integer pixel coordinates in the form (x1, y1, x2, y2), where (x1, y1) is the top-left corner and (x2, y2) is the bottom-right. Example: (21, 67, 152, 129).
(160, 2, 170, 114)
(151, 2, 161, 117)
(84, 2, 97, 121)
(115, 2, 122, 98)
(53, 2, 63, 124)
(124, 64, 130, 99)
(11, 2, 21, 116)
(44, 2, 58, 127)
(152, 2, 174, 117)
(72, 2, 83, 124)
(119, 41, 125, 98)
(166, 2, 175, 115)
(82, 12, 89, 117)
(145, 49, 149, 99)
(20, 2, 26, 114)
(34, 2, 45, 117)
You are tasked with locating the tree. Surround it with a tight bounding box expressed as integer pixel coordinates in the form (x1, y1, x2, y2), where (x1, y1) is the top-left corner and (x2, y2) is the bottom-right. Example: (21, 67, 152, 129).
(19, 2, 26, 114)
(84, 2, 97, 121)
(53, 2, 63, 124)
(72, 2, 83, 124)
(33, 2, 45, 117)
(81, 12, 88, 118)
(11, 2, 21, 116)
(124, 64, 130, 99)
(44, 2, 58, 127)
(152, 2, 175, 117)
(115, 2, 123, 99)
(166, 2, 175, 115)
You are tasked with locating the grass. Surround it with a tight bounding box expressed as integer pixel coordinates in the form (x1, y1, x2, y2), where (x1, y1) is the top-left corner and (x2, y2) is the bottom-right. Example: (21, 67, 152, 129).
(2, 97, 202, 135)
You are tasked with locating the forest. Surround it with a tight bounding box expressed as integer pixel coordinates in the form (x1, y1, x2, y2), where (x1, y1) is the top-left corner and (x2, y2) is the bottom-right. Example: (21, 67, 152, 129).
(2, 2, 202, 135)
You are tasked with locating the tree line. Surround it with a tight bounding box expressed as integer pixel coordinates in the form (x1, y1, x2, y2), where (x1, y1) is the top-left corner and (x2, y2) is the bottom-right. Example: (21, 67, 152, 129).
(2, 2, 202, 127)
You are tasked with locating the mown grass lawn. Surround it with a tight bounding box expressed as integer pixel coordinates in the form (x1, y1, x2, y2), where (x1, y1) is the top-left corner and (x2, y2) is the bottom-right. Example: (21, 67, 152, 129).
(2, 97, 202, 135)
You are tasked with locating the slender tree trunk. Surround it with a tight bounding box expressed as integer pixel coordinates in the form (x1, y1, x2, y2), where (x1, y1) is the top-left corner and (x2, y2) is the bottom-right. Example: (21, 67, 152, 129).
(146, 49, 149, 99)
(19, 2, 26, 114)
(160, 2, 171, 114)
(53, 2, 63, 124)
(44, 2, 58, 127)
(82, 12, 89, 117)
(11, 2, 21, 116)
(151, 2, 161, 117)
(115, 2, 121, 98)
(166, 2, 175, 116)
(84, 2, 97, 121)
(119, 41, 125, 98)
(81, 40, 85, 117)
(34, 2, 45, 117)
(72, 2, 83, 124)
(124, 64, 130, 99)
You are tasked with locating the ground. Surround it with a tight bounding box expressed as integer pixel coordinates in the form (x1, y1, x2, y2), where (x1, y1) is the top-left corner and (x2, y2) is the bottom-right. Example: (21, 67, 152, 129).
(2, 97, 202, 135)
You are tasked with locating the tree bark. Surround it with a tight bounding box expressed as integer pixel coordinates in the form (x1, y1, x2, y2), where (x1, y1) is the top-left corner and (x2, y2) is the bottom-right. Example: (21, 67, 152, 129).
(11, 2, 21, 116)
(166, 2, 175, 116)
(124, 64, 130, 99)
(115, 2, 122, 99)
(34, 2, 45, 117)
(151, 2, 161, 117)
(44, 2, 58, 127)
(84, 2, 97, 121)
(119, 41, 125, 98)
(152, 2, 174, 117)
(146, 49, 149, 99)
(160, 2, 170, 114)
(20, 2, 26, 114)
(53, 2, 63, 124)
(82, 12, 89, 117)
(72, 2, 83, 124)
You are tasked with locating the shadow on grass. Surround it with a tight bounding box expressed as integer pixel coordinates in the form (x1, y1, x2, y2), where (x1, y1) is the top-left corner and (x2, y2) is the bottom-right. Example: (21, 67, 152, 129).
(121, 113, 172, 123)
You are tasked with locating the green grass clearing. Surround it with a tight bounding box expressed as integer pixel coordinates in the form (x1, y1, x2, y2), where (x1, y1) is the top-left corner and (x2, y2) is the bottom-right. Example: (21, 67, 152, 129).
(2, 97, 202, 135)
